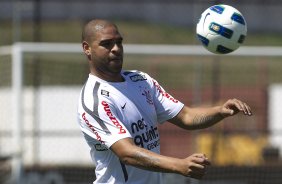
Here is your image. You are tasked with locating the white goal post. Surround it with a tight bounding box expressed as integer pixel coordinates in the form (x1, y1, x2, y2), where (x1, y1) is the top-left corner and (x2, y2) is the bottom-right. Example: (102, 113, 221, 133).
(2, 42, 282, 56)
(1, 42, 282, 184)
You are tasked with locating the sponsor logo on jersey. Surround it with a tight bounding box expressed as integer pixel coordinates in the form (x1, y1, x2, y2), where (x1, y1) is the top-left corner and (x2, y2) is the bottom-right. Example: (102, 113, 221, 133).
(101, 101, 126, 134)
(94, 143, 108, 151)
(101, 89, 109, 97)
(130, 74, 147, 82)
(153, 80, 179, 103)
(121, 103, 126, 110)
(131, 118, 160, 150)
(82, 112, 105, 144)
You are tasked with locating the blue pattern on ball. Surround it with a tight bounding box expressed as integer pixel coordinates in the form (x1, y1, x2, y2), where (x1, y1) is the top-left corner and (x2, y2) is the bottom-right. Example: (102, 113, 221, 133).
(231, 12, 246, 25)
(210, 5, 225, 14)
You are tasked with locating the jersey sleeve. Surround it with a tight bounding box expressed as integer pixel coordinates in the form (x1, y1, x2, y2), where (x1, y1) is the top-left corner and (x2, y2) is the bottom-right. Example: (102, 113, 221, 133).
(150, 76, 184, 123)
(77, 87, 132, 149)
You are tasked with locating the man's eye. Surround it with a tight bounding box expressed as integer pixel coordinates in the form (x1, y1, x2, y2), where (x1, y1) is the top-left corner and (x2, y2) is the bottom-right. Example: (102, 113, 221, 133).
(100, 39, 123, 48)
(100, 42, 112, 47)
(116, 40, 122, 45)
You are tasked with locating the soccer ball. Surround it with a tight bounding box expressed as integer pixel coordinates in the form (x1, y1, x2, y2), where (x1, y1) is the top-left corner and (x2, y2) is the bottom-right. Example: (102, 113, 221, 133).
(196, 4, 247, 54)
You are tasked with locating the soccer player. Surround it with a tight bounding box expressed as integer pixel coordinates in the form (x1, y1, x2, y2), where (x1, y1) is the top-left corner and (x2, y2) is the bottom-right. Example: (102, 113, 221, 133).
(77, 19, 252, 184)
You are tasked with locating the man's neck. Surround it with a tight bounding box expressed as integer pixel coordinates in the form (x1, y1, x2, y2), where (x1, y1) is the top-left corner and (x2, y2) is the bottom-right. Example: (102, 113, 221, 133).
(90, 70, 124, 82)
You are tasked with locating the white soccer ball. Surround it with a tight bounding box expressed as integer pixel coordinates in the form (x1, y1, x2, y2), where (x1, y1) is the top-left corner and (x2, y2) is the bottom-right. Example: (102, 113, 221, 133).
(196, 4, 247, 54)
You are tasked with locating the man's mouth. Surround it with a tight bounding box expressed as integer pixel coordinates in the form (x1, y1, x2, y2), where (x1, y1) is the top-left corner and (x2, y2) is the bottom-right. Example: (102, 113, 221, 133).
(110, 57, 122, 62)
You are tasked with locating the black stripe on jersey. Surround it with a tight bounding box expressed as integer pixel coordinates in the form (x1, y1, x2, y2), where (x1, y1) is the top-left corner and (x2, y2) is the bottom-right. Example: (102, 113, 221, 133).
(93, 82, 101, 119)
(81, 82, 111, 135)
(123, 71, 133, 76)
(120, 160, 128, 182)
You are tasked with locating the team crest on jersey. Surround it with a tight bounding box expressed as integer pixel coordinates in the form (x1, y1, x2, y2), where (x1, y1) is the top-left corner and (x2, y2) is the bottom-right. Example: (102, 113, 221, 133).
(140, 87, 154, 105)
(130, 74, 147, 82)
(101, 90, 109, 97)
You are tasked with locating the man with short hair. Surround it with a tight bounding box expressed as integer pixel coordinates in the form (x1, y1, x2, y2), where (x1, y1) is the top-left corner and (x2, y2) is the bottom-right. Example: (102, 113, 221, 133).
(77, 19, 252, 184)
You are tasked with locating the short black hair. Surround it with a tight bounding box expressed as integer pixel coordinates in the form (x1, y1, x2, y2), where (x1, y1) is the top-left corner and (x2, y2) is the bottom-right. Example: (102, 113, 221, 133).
(81, 19, 117, 43)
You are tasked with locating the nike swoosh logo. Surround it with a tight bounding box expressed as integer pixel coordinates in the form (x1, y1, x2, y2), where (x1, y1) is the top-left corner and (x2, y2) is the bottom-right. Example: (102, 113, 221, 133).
(121, 103, 126, 109)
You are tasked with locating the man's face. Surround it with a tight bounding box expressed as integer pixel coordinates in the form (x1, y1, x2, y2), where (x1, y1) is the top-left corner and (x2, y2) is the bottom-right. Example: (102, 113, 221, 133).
(89, 25, 124, 75)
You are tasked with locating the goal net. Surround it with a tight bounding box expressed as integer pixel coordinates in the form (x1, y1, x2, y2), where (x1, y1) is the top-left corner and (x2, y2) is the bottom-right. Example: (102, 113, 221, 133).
(1, 42, 282, 184)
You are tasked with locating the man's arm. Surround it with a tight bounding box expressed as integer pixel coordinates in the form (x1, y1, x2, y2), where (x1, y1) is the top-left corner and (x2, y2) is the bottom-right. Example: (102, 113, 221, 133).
(169, 98, 252, 130)
(111, 137, 210, 179)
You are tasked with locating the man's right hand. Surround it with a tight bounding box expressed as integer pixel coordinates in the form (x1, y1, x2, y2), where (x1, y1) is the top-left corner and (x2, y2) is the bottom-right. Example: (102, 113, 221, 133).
(181, 153, 211, 179)
(111, 138, 211, 179)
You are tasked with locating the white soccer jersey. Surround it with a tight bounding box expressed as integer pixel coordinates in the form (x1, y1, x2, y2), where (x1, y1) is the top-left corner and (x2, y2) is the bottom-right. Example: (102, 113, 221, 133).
(77, 70, 184, 184)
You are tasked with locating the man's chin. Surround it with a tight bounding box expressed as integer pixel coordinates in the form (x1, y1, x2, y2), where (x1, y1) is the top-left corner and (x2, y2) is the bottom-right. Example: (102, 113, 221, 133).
(110, 62, 123, 73)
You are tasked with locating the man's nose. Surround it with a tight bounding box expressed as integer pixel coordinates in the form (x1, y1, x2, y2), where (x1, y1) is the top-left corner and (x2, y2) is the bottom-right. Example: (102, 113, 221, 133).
(111, 43, 122, 53)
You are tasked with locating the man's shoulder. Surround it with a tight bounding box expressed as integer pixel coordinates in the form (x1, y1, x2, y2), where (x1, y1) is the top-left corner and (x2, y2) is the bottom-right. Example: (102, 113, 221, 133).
(122, 70, 146, 76)
(122, 70, 150, 82)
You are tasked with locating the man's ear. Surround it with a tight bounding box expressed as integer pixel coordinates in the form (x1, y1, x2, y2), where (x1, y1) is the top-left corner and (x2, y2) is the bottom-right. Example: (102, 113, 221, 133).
(82, 41, 91, 56)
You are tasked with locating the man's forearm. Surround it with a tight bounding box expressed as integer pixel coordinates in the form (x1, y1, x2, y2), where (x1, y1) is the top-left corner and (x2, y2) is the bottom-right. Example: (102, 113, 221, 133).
(191, 111, 224, 129)
(121, 146, 182, 174)
(170, 106, 225, 130)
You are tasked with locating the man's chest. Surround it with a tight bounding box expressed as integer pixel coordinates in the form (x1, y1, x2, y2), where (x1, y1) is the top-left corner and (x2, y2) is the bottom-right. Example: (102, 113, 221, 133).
(111, 84, 161, 151)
